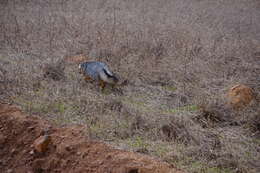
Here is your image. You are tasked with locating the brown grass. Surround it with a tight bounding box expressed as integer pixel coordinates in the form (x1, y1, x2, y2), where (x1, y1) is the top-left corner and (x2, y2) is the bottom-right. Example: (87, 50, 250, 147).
(0, 0, 260, 172)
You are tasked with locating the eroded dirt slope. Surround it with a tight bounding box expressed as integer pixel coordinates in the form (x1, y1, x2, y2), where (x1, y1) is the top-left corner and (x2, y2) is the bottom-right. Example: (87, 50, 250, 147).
(0, 103, 183, 173)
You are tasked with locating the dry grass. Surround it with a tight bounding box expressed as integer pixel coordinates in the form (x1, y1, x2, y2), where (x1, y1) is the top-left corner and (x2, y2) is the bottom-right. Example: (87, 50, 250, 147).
(0, 0, 260, 172)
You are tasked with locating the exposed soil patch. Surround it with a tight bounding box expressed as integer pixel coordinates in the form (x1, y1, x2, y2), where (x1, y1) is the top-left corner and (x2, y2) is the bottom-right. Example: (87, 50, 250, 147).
(0, 103, 182, 173)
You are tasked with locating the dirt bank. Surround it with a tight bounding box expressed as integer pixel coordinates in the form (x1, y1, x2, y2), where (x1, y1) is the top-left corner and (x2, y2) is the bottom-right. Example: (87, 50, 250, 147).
(0, 103, 183, 173)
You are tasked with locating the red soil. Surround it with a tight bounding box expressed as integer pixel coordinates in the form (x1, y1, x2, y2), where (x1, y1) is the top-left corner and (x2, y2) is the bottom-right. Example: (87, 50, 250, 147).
(0, 103, 183, 173)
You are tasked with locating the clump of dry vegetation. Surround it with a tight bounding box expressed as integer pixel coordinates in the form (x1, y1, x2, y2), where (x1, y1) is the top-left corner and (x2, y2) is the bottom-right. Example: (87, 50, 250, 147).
(0, 0, 259, 172)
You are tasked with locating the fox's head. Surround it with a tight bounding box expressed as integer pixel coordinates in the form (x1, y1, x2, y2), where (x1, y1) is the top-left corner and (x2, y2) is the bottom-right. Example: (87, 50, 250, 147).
(78, 63, 84, 74)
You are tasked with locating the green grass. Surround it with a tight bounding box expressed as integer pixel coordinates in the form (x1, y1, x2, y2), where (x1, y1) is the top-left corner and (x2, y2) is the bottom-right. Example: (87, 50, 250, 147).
(122, 95, 199, 115)
(152, 143, 171, 158)
(89, 123, 105, 136)
(171, 158, 233, 173)
(128, 136, 150, 150)
(121, 96, 154, 113)
(252, 138, 260, 145)
(13, 96, 71, 115)
(164, 105, 198, 114)
(121, 96, 147, 107)
(162, 85, 177, 92)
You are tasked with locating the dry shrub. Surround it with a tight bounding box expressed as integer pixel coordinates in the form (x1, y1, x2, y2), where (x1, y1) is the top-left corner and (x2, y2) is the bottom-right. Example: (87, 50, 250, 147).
(42, 60, 65, 81)
(253, 119, 260, 132)
(183, 135, 221, 161)
(0, 66, 10, 101)
(194, 99, 233, 128)
(250, 114, 260, 135)
(104, 100, 124, 113)
(161, 116, 199, 145)
(214, 153, 252, 173)
(130, 115, 148, 132)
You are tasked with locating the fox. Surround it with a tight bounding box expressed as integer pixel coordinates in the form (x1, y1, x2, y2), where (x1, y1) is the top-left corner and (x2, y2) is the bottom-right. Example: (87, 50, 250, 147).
(79, 61, 119, 90)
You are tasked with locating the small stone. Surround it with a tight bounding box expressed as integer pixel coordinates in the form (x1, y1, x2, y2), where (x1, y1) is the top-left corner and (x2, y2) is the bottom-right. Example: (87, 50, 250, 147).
(7, 169, 13, 173)
(11, 149, 16, 154)
(65, 145, 72, 151)
(28, 127, 35, 130)
(29, 150, 34, 155)
(33, 135, 51, 153)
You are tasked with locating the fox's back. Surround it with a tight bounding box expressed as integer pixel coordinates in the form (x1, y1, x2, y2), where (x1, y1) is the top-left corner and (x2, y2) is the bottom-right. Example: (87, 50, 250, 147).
(80, 61, 110, 80)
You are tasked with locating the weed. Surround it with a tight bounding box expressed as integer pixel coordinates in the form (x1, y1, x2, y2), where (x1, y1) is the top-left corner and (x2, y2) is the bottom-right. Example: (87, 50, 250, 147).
(162, 85, 177, 92)
(164, 105, 198, 114)
(128, 136, 150, 151)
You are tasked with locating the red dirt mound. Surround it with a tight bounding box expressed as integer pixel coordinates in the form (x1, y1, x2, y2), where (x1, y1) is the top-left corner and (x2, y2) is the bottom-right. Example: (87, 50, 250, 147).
(227, 84, 254, 110)
(0, 103, 183, 173)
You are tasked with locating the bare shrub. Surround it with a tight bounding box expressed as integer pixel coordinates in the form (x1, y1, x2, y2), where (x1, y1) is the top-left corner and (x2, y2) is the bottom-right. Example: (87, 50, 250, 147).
(161, 116, 199, 145)
(42, 60, 65, 81)
(194, 100, 233, 128)
(250, 114, 260, 135)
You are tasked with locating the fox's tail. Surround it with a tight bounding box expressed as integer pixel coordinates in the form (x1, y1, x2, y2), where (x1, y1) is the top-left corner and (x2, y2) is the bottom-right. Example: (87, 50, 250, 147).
(103, 69, 119, 83)
(110, 75, 119, 83)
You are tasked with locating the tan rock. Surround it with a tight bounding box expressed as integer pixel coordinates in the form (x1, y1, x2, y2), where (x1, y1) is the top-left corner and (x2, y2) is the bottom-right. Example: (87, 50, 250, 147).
(33, 135, 51, 153)
(227, 84, 254, 109)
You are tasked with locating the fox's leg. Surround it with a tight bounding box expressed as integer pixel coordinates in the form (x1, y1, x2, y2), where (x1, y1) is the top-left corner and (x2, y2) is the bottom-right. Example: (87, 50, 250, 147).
(84, 75, 92, 82)
(99, 80, 106, 91)
(111, 83, 117, 89)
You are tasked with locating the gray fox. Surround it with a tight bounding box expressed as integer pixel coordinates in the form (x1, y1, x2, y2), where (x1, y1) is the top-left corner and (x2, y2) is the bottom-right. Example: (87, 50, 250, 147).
(79, 61, 119, 90)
